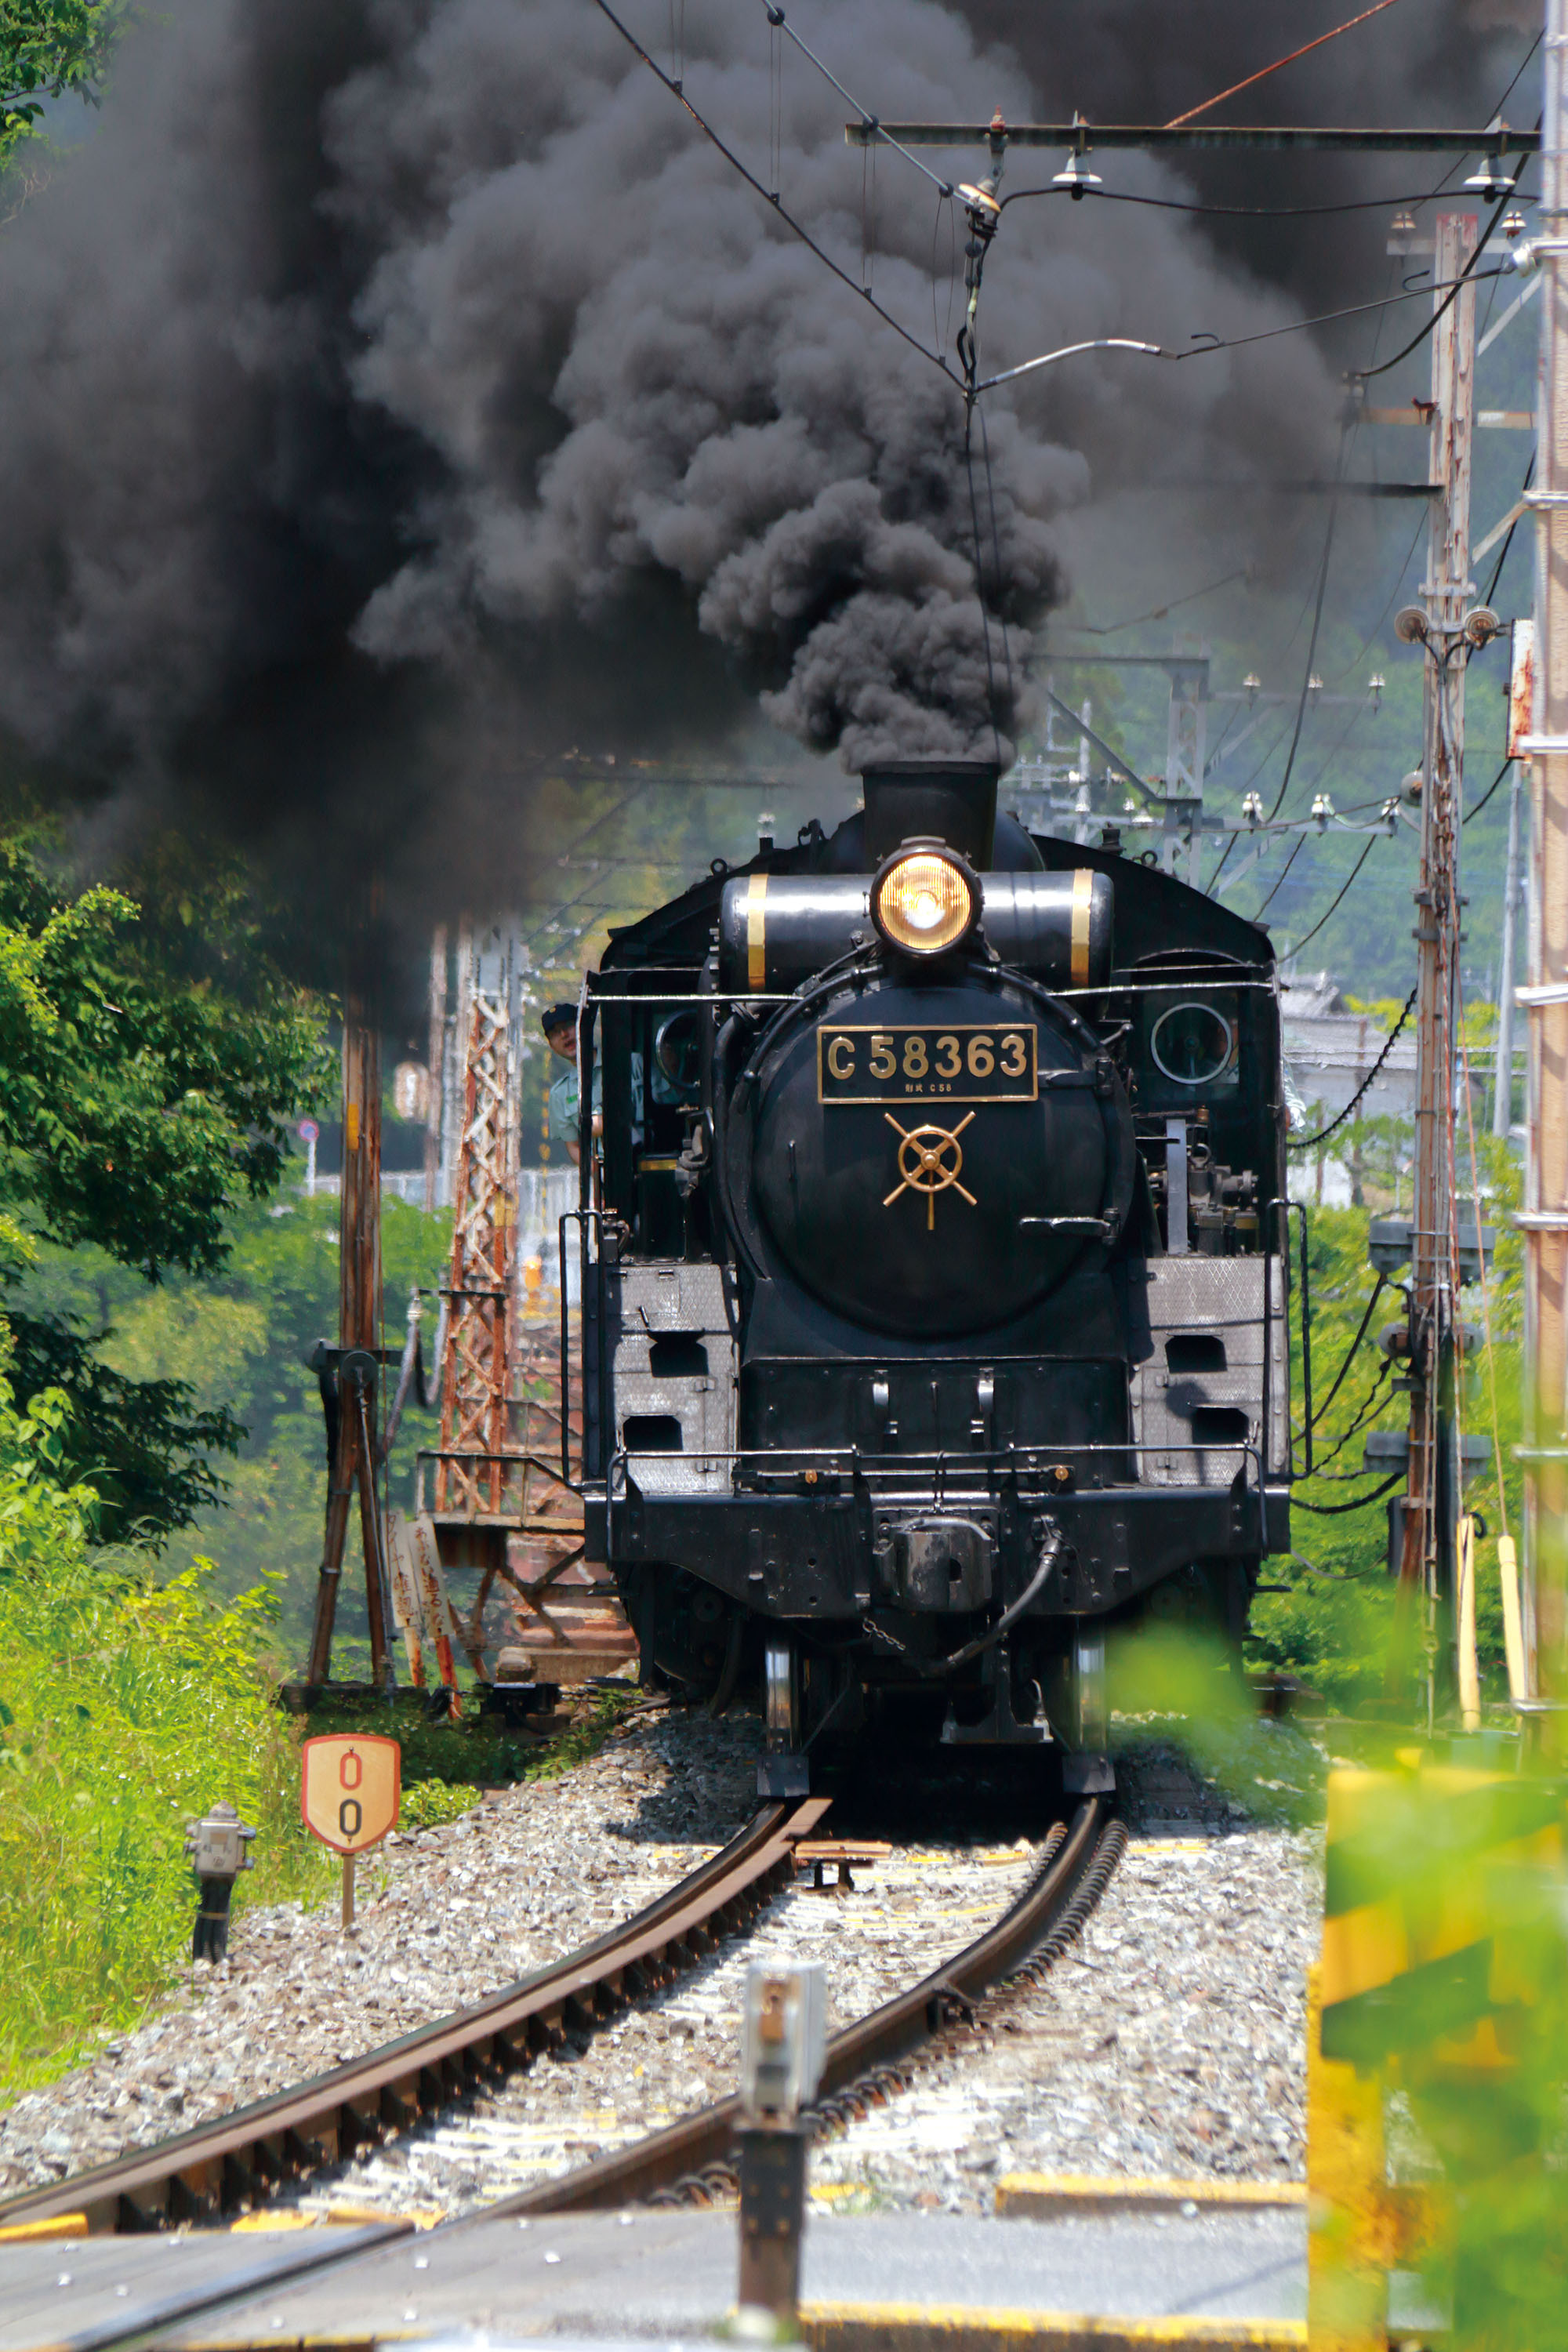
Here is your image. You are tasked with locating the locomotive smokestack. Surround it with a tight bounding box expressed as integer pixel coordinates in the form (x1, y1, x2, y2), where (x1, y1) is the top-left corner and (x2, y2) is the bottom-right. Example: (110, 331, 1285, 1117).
(861, 758, 1000, 869)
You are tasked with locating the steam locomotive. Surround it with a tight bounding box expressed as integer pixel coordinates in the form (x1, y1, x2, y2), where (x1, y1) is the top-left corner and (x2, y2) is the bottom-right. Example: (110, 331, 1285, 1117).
(571, 759, 1291, 1791)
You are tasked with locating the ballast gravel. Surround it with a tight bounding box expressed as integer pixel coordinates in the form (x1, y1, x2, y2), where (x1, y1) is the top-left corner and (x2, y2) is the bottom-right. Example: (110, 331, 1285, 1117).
(0, 1700, 761, 2195)
(299, 1835, 1042, 2218)
(0, 1714, 1323, 2217)
(808, 1828, 1316, 2212)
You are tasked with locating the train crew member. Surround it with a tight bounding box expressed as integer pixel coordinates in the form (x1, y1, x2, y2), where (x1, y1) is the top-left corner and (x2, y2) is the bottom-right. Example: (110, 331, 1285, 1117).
(545, 1001, 678, 1167)
(543, 1004, 596, 1167)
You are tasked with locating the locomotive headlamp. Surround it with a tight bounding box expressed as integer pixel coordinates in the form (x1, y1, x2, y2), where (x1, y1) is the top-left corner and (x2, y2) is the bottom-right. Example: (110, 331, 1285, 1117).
(871, 848, 978, 956)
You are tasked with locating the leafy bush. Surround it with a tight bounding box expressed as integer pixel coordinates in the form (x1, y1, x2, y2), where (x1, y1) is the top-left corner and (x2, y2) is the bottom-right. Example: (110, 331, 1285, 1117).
(0, 1383, 329, 2096)
(398, 1779, 482, 1832)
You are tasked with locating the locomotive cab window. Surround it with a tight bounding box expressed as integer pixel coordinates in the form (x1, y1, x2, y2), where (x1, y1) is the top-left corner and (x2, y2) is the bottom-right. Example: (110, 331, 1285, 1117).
(1136, 989, 1241, 1114)
(1150, 1003, 1236, 1087)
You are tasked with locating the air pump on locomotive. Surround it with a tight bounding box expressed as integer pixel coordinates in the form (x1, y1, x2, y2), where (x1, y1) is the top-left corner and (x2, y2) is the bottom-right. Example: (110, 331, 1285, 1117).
(568, 757, 1292, 1792)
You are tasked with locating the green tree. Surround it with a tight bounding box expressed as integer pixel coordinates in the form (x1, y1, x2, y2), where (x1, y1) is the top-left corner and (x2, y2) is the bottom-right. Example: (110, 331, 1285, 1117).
(1, 0, 125, 164)
(0, 836, 330, 1541)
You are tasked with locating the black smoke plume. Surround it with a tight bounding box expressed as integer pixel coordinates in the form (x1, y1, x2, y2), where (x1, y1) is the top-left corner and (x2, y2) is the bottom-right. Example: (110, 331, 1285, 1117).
(0, 0, 1534, 934)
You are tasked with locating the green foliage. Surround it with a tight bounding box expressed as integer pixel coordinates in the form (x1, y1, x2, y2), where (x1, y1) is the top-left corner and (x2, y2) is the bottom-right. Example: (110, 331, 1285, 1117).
(68, 1191, 453, 1658)
(398, 1778, 483, 1832)
(3, 1314, 245, 1542)
(0, 837, 329, 1542)
(1109, 1621, 1327, 1826)
(0, 842, 330, 1281)
(1322, 1757, 1568, 2352)
(300, 1682, 641, 1803)
(0, 1378, 332, 2096)
(1245, 1175, 1523, 1716)
(1, 2, 126, 167)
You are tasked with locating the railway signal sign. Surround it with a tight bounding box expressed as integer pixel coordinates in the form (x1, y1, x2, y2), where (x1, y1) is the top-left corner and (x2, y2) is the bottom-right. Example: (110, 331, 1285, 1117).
(302, 1733, 400, 1853)
(303, 1733, 400, 1929)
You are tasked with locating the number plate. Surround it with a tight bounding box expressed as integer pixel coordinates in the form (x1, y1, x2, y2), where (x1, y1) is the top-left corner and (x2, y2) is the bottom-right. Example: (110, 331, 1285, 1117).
(818, 1023, 1038, 1105)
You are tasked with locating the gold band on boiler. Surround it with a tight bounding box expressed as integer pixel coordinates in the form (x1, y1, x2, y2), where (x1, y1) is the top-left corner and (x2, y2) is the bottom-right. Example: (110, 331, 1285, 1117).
(746, 872, 768, 991)
(1070, 868, 1093, 989)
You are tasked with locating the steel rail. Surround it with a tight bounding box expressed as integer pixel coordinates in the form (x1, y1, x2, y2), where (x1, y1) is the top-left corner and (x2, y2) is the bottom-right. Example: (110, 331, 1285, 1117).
(493, 1794, 1116, 2217)
(0, 1796, 829, 2236)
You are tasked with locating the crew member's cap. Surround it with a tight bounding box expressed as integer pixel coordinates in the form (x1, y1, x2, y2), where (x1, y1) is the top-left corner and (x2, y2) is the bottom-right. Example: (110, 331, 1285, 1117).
(541, 1003, 578, 1037)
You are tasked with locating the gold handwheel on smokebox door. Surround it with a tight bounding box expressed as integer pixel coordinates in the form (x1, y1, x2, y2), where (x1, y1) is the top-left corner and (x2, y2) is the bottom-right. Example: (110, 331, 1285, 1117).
(883, 1111, 978, 1232)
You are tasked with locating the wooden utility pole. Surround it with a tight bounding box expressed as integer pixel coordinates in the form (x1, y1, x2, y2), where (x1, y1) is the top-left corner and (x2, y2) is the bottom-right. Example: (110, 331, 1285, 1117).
(307, 991, 393, 1689)
(1520, 0, 1568, 1711)
(1398, 211, 1479, 1705)
(1493, 769, 1525, 1138)
(426, 926, 448, 1214)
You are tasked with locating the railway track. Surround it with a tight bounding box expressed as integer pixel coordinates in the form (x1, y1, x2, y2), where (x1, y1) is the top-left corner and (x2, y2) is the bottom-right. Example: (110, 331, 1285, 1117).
(0, 1797, 1126, 2352)
(0, 1796, 829, 2237)
(498, 1792, 1123, 2216)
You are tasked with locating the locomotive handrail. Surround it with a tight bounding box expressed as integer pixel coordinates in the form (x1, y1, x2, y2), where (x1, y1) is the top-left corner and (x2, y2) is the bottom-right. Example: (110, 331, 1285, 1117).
(558, 1206, 612, 1494)
(586, 983, 797, 1004)
(604, 1439, 1271, 1590)
(601, 1435, 1270, 1497)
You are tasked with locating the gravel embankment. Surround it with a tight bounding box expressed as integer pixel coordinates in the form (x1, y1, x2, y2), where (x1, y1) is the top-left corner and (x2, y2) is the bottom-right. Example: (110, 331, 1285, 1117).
(293, 1837, 1041, 2218)
(797, 1741, 1319, 2211)
(808, 1826, 1316, 2212)
(0, 1715, 1323, 2218)
(0, 1703, 761, 2195)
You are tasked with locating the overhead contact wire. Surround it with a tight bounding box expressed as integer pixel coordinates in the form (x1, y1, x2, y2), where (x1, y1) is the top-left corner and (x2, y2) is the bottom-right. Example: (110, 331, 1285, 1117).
(753, 0, 954, 198)
(589, 0, 954, 381)
(1284, 834, 1377, 954)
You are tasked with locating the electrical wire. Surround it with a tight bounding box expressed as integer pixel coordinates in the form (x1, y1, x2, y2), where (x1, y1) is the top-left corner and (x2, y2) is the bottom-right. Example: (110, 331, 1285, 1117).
(1000, 183, 1488, 222)
(963, 411, 1003, 764)
(1294, 1467, 1404, 1513)
(1491, 27, 1546, 124)
(752, 0, 954, 198)
(1253, 834, 1305, 920)
(1351, 179, 1526, 382)
(975, 273, 1509, 395)
(1309, 1274, 1389, 1432)
(1463, 754, 1515, 826)
(1301, 1359, 1396, 1474)
(1482, 451, 1534, 611)
(1283, 835, 1378, 954)
(589, 0, 954, 383)
(1264, 422, 1352, 828)
(1327, 508, 1425, 684)
(597, 0, 1526, 423)
(1287, 985, 1418, 1150)
(977, 400, 1015, 715)
(1054, 568, 1249, 636)
(1166, 0, 1410, 128)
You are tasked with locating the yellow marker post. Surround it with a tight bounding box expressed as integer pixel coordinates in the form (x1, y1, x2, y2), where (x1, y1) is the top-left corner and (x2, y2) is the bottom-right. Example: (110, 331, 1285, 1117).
(1457, 1512, 1480, 1731)
(1498, 1532, 1528, 1704)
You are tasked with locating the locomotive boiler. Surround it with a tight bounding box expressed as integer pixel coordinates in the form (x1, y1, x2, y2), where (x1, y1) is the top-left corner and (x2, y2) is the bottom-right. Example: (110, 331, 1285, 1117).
(569, 758, 1291, 1791)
